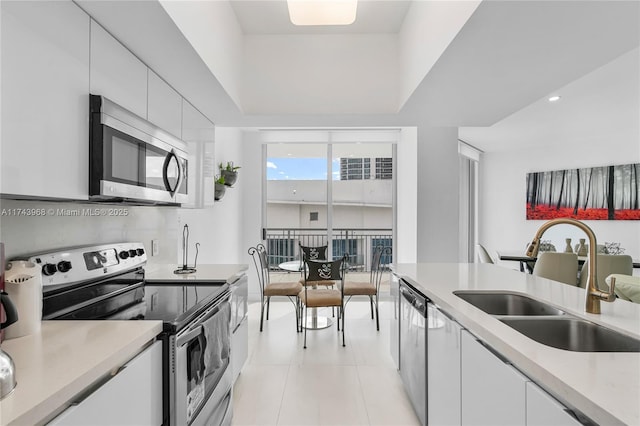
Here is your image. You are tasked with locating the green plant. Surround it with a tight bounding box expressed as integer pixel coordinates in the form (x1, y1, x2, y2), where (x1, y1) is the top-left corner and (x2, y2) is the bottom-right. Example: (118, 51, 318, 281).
(214, 174, 225, 185)
(219, 161, 241, 172)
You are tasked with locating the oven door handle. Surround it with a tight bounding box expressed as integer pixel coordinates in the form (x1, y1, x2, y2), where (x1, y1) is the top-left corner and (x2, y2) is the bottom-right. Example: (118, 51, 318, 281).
(177, 324, 204, 347)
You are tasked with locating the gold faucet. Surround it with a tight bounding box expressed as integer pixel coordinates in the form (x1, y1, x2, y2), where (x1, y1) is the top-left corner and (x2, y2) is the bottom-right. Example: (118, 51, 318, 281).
(526, 218, 616, 314)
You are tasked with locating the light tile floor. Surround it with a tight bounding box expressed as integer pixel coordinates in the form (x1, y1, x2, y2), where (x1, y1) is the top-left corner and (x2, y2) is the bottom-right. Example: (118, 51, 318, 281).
(232, 296, 419, 426)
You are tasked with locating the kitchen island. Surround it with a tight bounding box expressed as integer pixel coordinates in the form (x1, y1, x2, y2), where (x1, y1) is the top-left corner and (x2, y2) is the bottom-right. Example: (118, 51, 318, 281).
(393, 262, 640, 426)
(0, 320, 162, 426)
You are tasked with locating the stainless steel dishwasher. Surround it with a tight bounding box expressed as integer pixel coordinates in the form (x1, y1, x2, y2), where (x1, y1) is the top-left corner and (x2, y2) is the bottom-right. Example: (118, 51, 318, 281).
(399, 279, 428, 426)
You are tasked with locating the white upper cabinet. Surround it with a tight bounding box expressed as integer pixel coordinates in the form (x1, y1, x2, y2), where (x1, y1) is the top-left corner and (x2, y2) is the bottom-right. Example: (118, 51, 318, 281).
(182, 100, 216, 208)
(147, 70, 183, 138)
(1, 1, 90, 200)
(90, 20, 147, 119)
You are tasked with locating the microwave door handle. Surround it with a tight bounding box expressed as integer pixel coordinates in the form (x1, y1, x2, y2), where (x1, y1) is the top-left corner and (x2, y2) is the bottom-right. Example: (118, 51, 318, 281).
(162, 149, 183, 196)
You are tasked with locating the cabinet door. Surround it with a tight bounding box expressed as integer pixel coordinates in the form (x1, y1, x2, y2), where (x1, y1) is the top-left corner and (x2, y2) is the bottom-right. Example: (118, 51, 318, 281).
(461, 330, 527, 426)
(181, 100, 216, 208)
(428, 307, 461, 426)
(148, 70, 183, 138)
(526, 382, 581, 426)
(1, 1, 90, 199)
(90, 19, 147, 119)
(48, 341, 162, 426)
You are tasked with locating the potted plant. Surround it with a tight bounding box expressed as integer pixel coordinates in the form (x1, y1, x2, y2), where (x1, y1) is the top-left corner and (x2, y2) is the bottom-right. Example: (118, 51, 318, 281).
(219, 161, 240, 186)
(214, 175, 226, 201)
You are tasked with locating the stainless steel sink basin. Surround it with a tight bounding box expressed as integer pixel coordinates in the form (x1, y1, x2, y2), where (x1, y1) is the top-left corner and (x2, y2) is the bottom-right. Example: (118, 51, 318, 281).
(454, 291, 566, 316)
(500, 317, 640, 352)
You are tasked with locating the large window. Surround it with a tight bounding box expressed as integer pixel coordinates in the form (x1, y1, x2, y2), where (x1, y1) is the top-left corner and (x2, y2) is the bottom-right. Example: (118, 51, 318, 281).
(263, 130, 396, 269)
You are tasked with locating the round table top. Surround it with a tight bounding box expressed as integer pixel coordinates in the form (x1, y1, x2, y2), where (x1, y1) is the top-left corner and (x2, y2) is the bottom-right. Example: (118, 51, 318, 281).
(278, 260, 302, 272)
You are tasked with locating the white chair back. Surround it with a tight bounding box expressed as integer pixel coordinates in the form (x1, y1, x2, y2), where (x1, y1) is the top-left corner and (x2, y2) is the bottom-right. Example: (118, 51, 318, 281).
(578, 254, 633, 291)
(476, 244, 494, 264)
(532, 252, 579, 286)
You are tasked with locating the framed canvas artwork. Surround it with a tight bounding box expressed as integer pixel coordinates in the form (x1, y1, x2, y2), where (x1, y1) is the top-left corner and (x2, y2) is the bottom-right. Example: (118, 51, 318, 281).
(526, 163, 640, 220)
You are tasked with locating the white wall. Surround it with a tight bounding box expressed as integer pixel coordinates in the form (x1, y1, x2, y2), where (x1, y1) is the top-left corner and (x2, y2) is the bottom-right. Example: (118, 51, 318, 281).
(398, 0, 480, 108)
(177, 127, 245, 265)
(480, 147, 640, 272)
(243, 34, 398, 114)
(0, 199, 178, 266)
(395, 127, 418, 263)
(416, 127, 461, 262)
(159, 0, 243, 108)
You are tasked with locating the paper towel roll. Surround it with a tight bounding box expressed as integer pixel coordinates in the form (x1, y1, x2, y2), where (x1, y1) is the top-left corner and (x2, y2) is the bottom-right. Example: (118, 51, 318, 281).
(5, 260, 42, 339)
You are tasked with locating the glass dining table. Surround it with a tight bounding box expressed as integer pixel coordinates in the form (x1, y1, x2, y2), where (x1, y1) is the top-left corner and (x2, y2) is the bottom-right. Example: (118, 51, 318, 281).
(278, 260, 334, 330)
(497, 251, 640, 273)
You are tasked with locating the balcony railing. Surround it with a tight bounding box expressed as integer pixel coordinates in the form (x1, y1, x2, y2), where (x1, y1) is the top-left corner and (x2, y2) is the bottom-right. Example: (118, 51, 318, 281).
(264, 227, 392, 272)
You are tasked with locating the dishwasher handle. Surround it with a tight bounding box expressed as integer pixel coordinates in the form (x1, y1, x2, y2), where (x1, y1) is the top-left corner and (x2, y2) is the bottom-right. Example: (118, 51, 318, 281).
(400, 283, 428, 318)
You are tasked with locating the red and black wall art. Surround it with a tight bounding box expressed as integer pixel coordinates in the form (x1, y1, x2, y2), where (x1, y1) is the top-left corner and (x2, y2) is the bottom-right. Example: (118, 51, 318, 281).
(526, 163, 640, 220)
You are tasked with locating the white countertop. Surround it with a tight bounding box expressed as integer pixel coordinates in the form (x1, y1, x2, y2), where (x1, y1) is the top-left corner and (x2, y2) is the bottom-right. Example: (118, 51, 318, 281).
(0, 320, 162, 426)
(393, 263, 640, 426)
(144, 263, 247, 283)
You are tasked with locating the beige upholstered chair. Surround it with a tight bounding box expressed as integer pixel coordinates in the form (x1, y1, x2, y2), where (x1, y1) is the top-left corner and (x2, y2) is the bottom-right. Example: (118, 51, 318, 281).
(476, 244, 494, 264)
(299, 256, 347, 348)
(606, 274, 640, 303)
(578, 254, 633, 291)
(532, 252, 579, 286)
(249, 244, 302, 332)
(344, 246, 391, 331)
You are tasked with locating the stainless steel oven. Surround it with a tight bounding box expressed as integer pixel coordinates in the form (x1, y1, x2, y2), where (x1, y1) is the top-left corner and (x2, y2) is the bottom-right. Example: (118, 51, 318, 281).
(89, 94, 188, 205)
(173, 290, 232, 426)
(17, 243, 234, 426)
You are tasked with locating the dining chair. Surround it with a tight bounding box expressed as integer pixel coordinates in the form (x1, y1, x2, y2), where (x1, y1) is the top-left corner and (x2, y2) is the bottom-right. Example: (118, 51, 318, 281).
(532, 252, 579, 286)
(343, 246, 391, 331)
(248, 244, 302, 332)
(299, 243, 336, 315)
(476, 244, 494, 264)
(299, 255, 347, 348)
(578, 254, 633, 291)
(606, 274, 640, 303)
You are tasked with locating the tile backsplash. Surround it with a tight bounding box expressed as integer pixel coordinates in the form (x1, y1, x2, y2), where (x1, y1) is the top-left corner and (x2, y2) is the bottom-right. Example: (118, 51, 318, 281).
(0, 199, 178, 264)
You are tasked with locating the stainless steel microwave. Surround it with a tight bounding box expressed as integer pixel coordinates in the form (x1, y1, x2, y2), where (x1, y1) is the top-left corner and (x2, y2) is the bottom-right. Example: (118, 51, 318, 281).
(89, 94, 188, 205)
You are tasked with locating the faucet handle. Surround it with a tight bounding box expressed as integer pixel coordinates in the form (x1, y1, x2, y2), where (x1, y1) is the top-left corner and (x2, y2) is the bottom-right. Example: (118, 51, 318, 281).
(604, 276, 617, 302)
(592, 276, 617, 302)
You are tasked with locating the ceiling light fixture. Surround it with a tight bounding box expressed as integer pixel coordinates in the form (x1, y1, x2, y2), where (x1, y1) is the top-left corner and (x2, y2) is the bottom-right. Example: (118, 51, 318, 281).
(548, 95, 561, 102)
(287, 0, 358, 26)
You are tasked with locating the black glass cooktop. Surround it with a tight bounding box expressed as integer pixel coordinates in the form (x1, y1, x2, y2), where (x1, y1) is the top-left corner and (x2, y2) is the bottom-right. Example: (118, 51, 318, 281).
(143, 283, 229, 332)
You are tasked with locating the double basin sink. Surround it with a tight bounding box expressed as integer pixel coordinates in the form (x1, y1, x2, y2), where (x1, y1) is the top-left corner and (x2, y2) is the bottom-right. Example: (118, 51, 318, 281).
(454, 291, 640, 352)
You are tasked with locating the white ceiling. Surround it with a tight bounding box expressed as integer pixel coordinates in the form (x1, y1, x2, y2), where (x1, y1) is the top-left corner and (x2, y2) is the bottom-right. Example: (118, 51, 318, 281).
(76, 0, 640, 153)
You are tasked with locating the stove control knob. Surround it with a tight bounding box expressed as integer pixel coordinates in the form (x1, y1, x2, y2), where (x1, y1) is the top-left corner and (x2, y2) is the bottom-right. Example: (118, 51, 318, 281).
(57, 260, 72, 273)
(136, 248, 145, 256)
(119, 250, 129, 260)
(42, 263, 57, 276)
(128, 249, 137, 258)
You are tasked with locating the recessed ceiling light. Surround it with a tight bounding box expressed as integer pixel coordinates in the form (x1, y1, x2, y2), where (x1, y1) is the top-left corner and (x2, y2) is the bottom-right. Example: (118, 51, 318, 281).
(287, 0, 358, 26)
(548, 95, 561, 102)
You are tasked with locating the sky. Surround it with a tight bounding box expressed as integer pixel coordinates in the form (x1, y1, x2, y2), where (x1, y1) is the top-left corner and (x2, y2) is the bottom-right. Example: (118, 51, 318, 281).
(267, 158, 341, 180)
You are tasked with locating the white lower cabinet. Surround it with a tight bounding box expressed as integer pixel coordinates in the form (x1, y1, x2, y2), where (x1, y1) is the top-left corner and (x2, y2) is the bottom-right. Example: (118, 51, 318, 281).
(461, 330, 527, 426)
(48, 341, 162, 426)
(427, 305, 461, 426)
(526, 382, 582, 426)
